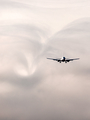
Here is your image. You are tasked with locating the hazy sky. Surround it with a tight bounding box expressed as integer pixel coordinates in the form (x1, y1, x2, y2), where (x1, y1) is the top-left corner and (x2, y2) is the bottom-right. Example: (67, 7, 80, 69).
(0, 0, 90, 120)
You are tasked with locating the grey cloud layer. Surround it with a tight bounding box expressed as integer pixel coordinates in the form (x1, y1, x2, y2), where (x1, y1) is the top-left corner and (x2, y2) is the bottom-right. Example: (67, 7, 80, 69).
(0, 18, 90, 120)
(0, 24, 48, 88)
(0, 0, 90, 120)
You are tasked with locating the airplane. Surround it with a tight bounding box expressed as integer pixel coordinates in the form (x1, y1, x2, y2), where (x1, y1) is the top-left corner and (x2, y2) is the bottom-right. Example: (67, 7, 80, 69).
(47, 57, 79, 63)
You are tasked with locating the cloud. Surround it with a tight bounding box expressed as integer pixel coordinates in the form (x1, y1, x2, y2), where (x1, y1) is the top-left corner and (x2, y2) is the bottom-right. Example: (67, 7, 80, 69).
(0, 0, 28, 9)
(0, 24, 49, 89)
(11, 0, 90, 8)
(0, 0, 90, 120)
(0, 8, 90, 120)
(34, 18, 90, 120)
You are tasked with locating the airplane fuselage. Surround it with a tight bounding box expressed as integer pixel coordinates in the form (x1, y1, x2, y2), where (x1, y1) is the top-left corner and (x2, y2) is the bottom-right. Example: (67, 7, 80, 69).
(61, 57, 66, 62)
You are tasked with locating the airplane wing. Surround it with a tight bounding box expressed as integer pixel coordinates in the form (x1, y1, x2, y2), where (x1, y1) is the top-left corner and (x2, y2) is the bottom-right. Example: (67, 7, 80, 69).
(47, 58, 61, 62)
(65, 58, 79, 62)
